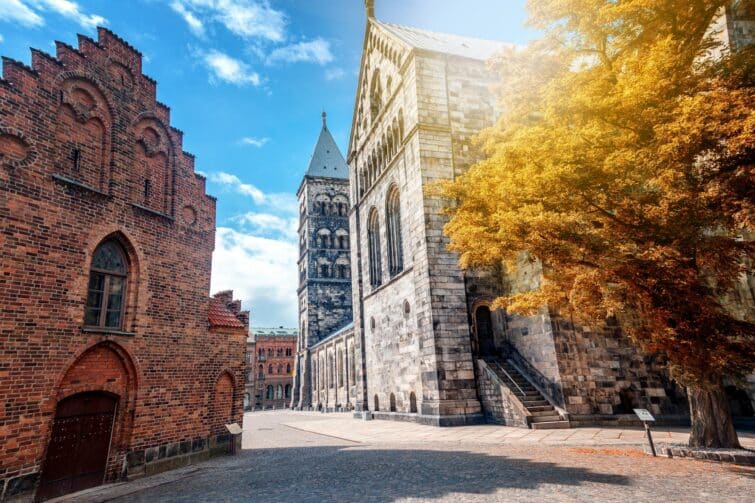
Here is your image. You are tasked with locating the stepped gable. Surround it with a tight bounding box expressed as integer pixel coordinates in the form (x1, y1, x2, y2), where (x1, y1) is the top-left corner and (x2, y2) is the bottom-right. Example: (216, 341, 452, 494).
(0, 26, 213, 215)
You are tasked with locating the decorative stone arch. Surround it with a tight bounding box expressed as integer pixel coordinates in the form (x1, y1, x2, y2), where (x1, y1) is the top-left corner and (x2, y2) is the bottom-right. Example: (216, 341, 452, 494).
(335, 255, 350, 279)
(131, 114, 175, 216)
(369, 69, 382, 120)
(316, 257, 333, 278)
(333, 193, 349, 216)
(314, 193, 331, 215)
(107, 58, 135, 89)
(335, 228, 349, 250)
(54, 74, 114, 192)
(470, 298, 500, 358)
(44, 341, 139, 482)
(316, 228, 332, 248)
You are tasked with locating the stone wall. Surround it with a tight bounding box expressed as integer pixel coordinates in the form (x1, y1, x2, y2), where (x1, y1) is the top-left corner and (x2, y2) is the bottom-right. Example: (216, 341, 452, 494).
(475, 360, 530, 427)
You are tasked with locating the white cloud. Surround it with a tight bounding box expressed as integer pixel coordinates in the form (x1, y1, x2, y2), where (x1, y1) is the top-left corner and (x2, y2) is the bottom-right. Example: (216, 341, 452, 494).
(0, 34, 4, 43)
(234, 211, 297, 240)
(268, 38, 333, 65)
(211, 227, 298, 326)
(239, 136, 269, 148)
(170, 0, 204, 37)
(208, 171, 297, 213)
(203, 49, 260, 86)
(171, 0, 285, 42)
(0, 0, 107, 29)
(0, 0, 44, 26)
(324, 67, 346, 81)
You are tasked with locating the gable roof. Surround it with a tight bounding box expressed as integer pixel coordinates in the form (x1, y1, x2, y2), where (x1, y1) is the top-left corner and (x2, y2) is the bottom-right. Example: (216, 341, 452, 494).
(208, 297, 246, 329)
(376, 20, 507, 61)
(306, 112, 349, 179)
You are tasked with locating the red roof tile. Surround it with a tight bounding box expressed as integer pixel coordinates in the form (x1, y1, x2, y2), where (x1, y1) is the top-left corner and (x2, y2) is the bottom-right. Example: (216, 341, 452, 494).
(208, 297, 246, 329)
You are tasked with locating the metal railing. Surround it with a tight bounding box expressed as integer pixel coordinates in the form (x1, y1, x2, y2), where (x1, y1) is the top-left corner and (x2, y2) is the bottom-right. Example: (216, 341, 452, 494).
(489, 360, 526, 397)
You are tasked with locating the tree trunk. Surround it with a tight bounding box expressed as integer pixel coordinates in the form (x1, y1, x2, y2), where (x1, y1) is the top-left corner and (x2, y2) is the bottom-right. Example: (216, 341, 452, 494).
(687, 382, 740, 448)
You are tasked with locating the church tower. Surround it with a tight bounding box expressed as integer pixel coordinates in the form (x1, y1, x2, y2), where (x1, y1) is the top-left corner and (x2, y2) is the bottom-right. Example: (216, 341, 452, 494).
(292, 113, 353, 408)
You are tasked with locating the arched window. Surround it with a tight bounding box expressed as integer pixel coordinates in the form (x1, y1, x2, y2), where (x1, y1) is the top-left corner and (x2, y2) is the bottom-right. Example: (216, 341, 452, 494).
(268, 348, 273, 357)
(312, 359, 318, 392)
(268, 364, 273, 374)
(285, 384, 291, 398)
(337, 349, 343, 387)
(277, 348, 283, 357)
(350, 345, 356, 381)
(328, 354, 335, 388)
(286, 363, 291, 374)
(286, 348, 292, 356)
(410, 392, 418, 413)
(390, 393, 397, 412)
(258, 364, 264, 379)
(374, 394, 380, 411)
(386, 186, 404, 277)
(266, 385, 274, 399)
(367, 208, 382, 287)
(370, 70, 382, 120)
(85, 240, 128, 329)
(277, 364, 283, 374)
(276, 385, 283, 399)
(258, 348, 264, 357)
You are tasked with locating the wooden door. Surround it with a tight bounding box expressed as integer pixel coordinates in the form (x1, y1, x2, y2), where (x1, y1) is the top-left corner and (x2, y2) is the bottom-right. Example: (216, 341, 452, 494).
(36, 392, 118, 501)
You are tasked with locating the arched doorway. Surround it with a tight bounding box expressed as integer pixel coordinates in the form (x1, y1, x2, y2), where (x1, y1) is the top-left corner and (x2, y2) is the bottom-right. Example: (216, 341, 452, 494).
(474, 305, 496, 356)
(37, 392, 118, 501)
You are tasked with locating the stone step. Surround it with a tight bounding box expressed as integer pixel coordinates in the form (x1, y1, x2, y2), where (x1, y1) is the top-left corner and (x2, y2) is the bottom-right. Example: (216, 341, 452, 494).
(529, 409, 557, 417)
(521, 399, 549, 407)
(527, 405, 555, 412)
(531, 420, 571, 430)
(530, 414, 562, 423)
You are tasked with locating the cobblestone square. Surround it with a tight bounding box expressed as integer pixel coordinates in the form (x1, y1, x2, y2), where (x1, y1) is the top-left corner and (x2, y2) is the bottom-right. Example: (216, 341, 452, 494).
(58, 411, 755, 503)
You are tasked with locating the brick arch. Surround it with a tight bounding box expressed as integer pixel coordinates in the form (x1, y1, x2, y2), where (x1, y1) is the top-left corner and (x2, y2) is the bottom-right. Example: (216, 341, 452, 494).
(54, 76, 113, 191)
(84, 230, 143, 333)
(48, 341, 139, 478)
(131, 115, 175, 215)
(0, 127, 37, 170)
(211, 371, 236, 435)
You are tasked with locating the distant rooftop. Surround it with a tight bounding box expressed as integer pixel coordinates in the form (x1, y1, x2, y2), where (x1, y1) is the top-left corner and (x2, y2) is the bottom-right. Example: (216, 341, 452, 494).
(250, 326, 298, 339)
(377, 20, 509, 61)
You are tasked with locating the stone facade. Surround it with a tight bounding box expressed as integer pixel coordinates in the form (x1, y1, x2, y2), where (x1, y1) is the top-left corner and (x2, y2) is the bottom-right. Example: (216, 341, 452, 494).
(251, 328, 297, 409)
(292, 115, 354, 409)
(0, 29, 247, 501)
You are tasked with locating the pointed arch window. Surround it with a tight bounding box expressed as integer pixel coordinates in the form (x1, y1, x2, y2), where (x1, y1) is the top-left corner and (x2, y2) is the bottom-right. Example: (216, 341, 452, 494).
(370, 70, 382, 120)
(367, 208, 382, 287)
(85, 240, 128, 329)
(386, 186, 404, 277)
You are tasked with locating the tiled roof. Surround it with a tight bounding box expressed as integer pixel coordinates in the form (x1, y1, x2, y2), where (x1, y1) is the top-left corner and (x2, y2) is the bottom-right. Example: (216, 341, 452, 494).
(377, 21, 508, 61)
(208, 297, 246, 329)
(306, 113, 349, 179)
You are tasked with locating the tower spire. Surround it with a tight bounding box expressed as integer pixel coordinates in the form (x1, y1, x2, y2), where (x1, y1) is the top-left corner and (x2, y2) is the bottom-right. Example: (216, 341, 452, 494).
(365, 0, 375, 19)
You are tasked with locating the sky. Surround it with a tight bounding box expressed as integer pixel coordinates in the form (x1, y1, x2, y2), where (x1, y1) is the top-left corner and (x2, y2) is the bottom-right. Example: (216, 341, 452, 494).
(0, 0, 537, 327)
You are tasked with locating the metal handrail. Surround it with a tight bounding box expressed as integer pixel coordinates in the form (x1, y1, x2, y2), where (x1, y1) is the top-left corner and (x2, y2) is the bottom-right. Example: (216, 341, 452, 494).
(491, 361, 526, 397)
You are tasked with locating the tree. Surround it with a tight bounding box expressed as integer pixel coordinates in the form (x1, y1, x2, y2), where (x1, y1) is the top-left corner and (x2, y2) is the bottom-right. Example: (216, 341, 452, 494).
(436, 0, 754, 448)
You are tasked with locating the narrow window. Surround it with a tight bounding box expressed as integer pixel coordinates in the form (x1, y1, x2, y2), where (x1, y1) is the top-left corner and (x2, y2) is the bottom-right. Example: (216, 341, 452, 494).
(367, 208, 382, 287)
(85, 240, 128, 329)
(71, 148, 81, 171)
(143, 178, 151, 203)
(386, 186, 404, 277)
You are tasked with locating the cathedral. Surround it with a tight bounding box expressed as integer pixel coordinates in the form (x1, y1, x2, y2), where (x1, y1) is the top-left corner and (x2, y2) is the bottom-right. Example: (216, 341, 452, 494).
(292, 1, 755, 427)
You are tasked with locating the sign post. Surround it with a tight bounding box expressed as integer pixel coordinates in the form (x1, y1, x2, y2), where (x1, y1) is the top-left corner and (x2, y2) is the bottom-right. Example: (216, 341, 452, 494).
(633, 408, 656, 457)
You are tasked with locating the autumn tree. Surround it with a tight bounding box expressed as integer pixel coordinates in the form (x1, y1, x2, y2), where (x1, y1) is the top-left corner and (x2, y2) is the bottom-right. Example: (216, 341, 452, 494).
(437, 0, 754, 448)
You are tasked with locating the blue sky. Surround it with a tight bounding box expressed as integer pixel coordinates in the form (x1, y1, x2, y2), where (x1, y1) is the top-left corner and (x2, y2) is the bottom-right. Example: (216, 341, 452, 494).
(0, 0, 536, 327)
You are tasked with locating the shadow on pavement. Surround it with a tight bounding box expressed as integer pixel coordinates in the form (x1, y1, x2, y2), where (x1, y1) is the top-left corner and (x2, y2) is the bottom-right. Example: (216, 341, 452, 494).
(115, 446, 629, 502)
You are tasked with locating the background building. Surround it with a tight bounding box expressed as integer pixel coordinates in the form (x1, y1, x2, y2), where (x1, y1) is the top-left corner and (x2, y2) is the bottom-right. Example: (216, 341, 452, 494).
(291, 114, 355, 410)
(252, 327, 298, 409)
(0, 29, 248, 501)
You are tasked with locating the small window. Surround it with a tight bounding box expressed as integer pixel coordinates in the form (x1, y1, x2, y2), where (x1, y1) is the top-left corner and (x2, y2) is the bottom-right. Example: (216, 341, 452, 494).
(85, 240, 128, 329)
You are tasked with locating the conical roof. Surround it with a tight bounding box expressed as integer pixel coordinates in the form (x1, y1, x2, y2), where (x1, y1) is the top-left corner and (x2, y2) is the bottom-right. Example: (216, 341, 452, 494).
(306, 112, 349, 179)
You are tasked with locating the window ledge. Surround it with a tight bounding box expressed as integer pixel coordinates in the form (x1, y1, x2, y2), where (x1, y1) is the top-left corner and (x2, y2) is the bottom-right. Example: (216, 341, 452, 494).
(364, 266, 413, 301)
(52, 174, 110, 197)
(82, 327, 136, 337)
(130, 202, 175, 221)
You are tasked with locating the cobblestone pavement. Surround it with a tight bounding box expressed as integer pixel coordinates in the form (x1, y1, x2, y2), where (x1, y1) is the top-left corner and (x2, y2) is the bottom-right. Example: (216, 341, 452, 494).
(64, 411, 755, 503)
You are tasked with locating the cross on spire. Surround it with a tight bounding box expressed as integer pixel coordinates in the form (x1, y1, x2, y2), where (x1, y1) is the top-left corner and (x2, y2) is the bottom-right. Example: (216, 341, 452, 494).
(322, 111, 327, 129)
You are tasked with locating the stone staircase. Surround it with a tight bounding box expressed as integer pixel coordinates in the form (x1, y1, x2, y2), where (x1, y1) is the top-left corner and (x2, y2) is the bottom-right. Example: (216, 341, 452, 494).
(483, 357, 570, 430)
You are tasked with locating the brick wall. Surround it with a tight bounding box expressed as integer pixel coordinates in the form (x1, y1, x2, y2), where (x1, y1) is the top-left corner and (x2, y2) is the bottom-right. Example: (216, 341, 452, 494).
(0, 29, 246, 500)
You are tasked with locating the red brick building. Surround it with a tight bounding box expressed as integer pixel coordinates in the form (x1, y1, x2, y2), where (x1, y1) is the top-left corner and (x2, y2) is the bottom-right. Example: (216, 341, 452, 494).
(251, 328, 298, 409)
(0, 29, 247, 501)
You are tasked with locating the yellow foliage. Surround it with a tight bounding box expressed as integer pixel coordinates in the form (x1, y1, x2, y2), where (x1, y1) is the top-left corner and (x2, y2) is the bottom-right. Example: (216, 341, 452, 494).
(438, 0, 754, 386)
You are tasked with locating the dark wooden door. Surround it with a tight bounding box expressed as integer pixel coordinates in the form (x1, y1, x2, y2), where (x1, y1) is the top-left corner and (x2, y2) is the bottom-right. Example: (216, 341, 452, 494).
(36, 392, 118, 501)
(475, 306, 496, 356)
